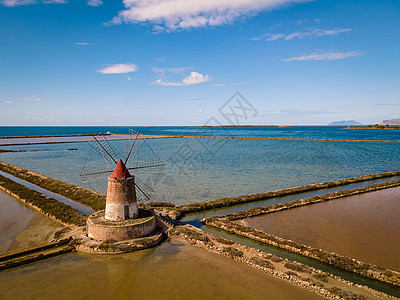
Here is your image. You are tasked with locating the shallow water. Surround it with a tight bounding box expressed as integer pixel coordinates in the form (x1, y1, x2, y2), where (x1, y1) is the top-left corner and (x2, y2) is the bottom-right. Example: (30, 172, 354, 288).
(1, 138, 400, 206)
(0, 238, 322, 300)
(0, 190, 36, 253)
(245, 187, 400, 271)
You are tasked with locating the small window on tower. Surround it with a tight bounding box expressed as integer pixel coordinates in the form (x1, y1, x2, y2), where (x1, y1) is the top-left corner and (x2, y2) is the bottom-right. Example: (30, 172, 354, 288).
(124, 205, 129, 219)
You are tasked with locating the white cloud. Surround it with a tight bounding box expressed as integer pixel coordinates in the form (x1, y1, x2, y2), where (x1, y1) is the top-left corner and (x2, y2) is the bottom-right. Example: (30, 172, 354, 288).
(42, 0, 67, 3)
(2, 101, 14, 104)
(97, 63, 138, 74)
(21, 95, 41, 101)
(75, 42, 90, 46)
(1, 0, 35, 6)
(182, 72, 209, 85)
(283, 50, 364, 62)
(1, 0, 66, 6)
(111, 0, 312, 31)
(253, 27, 351, 41)
(88, 0, 102, 6)
(152, 71, 210, 86)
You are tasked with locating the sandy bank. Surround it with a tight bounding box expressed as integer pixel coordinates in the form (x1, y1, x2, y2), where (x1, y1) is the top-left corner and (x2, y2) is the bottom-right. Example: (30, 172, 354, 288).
(9, 214, 63, 251)
(0, 189, 63, 253)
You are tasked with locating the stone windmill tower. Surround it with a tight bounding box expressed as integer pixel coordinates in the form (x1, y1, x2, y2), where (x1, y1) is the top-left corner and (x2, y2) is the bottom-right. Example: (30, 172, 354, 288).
(105, 159, 138, 220)
(80, 132, 164, 241)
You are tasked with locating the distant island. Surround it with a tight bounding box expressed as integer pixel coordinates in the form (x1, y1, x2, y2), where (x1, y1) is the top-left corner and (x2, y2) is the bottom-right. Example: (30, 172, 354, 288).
(328, 120, 362, 126)
(381, 118, 400, 126)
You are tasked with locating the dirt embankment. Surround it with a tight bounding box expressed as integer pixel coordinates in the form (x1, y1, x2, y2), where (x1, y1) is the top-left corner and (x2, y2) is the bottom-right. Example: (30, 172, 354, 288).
(0, 174, 86, 226)
(177, 170, 400, 215)
(203, 181, 400, 287)
(0, 160, 105, 211)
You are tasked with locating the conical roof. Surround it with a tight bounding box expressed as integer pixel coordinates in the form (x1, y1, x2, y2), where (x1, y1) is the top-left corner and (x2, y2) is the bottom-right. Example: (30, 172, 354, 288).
(111, 159, 131, 178)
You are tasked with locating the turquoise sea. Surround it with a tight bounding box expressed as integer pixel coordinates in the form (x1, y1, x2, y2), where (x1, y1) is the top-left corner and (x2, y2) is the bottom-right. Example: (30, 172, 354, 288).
(1, 126, 400, 206)
(1, 125, 400, 140)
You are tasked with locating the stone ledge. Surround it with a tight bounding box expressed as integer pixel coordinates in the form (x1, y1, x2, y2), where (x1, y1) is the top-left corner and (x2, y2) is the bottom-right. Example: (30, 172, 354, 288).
(76, 231, 164, 254)
(87, 209, 154, 227)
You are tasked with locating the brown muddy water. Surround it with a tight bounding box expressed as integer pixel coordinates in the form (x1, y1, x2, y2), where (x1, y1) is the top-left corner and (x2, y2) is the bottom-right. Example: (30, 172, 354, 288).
(0, 190, 36, 252)
(0, 190, 320, 299)
(244, 187, 400, 271)
(0, 237, 322, 300)
(0, 190, 62, 253)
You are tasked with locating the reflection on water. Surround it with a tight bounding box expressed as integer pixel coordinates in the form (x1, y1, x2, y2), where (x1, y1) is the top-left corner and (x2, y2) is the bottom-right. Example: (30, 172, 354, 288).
(1, 138, 400, 206)
(246, 187, 400, 271)
(0, 238, 321, 300)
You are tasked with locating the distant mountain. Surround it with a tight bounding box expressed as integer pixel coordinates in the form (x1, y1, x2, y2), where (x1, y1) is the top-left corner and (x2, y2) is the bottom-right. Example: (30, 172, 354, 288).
(328, 120, 362, 126)
(381, 119, 400, 125)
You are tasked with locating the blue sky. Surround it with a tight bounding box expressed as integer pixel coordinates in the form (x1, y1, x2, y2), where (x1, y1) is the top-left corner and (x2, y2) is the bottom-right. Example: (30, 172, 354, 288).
(0, 0, 399, 125)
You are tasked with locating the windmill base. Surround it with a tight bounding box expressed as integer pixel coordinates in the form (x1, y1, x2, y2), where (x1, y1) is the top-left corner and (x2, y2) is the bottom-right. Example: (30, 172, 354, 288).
(86, 209, 156, 242)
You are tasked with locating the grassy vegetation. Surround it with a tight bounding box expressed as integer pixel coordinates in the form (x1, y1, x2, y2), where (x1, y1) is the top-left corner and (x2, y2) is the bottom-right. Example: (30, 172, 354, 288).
(0, 160, 105, 211)
(0, 174, 86, 226)
(222, 246, 244, 258)
(249, 257, 275, 269)
(178, 170, 400, 215)
(313, 273, 329, 283)
(149, 201, 175, 207)
(349, 124, 400, 129)
(328, 287, 366, 300)
(284, 262, 312, 274)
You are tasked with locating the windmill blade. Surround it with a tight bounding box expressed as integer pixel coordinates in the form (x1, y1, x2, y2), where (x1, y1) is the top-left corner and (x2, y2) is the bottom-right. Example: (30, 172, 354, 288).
(124, 131, 140, 165)
(89, 136, 117, 166)
(135, 182, 151, 202)
(134, 176, 160, 202)
(81, 129, 165, 200)
(95, 135, 119, 163)
(135, 176, 156, 193)
(79, 166, 113, 183)
(127, 160, 165, 173)
(122, 128, 136, 159)
(125, 138, 145, 166)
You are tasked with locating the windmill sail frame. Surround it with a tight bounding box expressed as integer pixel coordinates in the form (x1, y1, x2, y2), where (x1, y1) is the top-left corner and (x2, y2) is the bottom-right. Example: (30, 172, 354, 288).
(80, 131, 165, 203)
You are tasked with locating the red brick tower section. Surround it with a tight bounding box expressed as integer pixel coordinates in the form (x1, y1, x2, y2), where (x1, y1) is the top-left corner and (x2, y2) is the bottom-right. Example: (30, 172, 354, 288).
(104, 159, 139, 220)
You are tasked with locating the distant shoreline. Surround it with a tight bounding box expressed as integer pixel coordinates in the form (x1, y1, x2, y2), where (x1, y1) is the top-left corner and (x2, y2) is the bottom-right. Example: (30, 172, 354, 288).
(1, 133, 399, 146)
(348, 126, 400, 129)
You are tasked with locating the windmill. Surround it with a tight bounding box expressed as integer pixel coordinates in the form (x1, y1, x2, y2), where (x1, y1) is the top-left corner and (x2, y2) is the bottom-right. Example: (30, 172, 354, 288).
(80, 130, 165, 221)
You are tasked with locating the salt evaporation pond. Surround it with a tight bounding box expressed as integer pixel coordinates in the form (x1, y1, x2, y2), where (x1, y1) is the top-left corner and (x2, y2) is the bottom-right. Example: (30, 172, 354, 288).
(1, 137, 400, 206)
(242, 187, 400, 271)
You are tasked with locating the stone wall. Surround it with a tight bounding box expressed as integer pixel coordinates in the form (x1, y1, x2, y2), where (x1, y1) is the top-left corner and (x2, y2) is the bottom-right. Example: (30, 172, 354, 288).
(87, 211, 156, 241)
